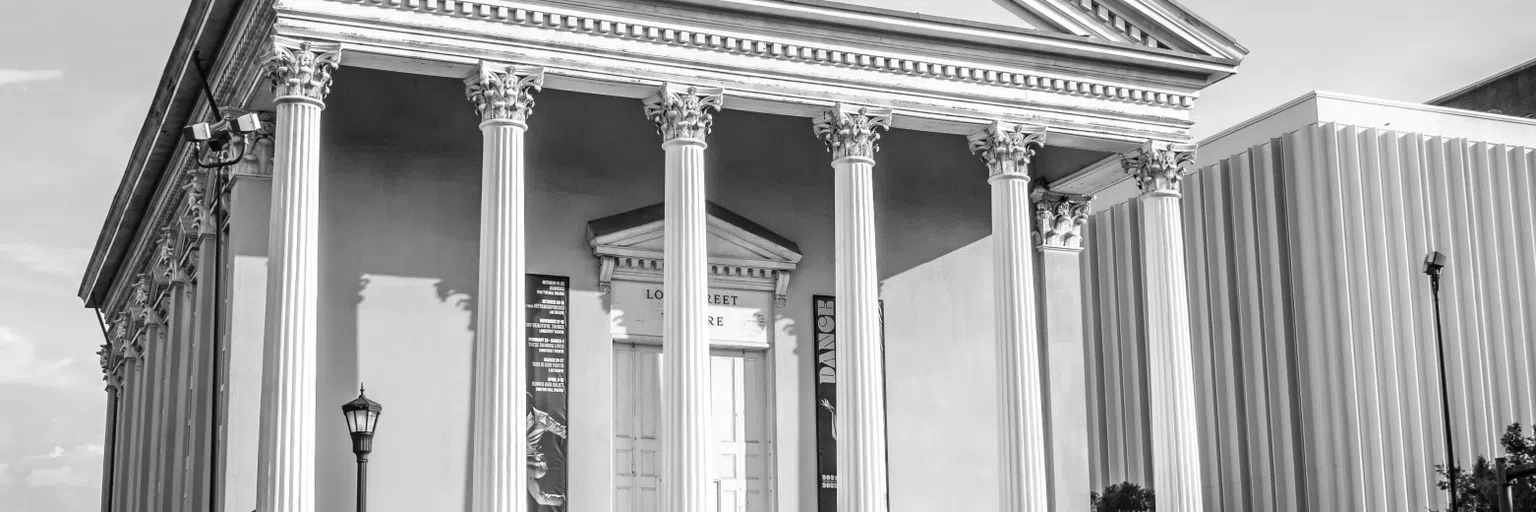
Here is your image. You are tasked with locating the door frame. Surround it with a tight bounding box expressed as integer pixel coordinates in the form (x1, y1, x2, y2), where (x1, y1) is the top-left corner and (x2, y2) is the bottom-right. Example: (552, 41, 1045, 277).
(611, 339, 778, 512)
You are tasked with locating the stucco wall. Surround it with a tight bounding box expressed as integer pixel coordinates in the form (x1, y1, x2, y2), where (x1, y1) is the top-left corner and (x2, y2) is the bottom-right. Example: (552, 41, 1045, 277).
(220, 66, 1021, 512)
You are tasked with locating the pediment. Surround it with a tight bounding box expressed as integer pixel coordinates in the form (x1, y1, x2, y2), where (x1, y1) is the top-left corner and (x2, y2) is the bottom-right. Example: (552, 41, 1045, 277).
(693, 0, 1247, 61)
(587, 202, 803, 300)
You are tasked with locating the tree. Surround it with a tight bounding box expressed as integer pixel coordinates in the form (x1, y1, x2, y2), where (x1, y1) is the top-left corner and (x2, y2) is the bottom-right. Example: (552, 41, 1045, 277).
(1434, 423, 1536, 511)
(1093, 482, 1154, 512)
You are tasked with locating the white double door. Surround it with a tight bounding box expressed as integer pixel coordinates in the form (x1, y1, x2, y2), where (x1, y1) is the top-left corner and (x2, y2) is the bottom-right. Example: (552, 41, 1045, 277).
(614, 342, 772, 512)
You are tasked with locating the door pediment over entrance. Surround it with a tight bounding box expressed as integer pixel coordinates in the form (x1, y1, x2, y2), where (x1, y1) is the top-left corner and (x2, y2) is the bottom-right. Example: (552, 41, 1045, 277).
(587, 201, 803, 306)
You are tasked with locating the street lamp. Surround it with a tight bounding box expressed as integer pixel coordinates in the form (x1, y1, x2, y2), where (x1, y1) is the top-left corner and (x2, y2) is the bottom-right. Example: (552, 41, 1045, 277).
(341, 385, 382, 512)
(1424, 250, 1457, 512)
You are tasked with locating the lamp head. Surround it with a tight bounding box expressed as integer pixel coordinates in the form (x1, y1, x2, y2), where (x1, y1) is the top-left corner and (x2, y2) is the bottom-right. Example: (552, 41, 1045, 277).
(1423, 250, 1447, 275)
(342, 384, 382, 437)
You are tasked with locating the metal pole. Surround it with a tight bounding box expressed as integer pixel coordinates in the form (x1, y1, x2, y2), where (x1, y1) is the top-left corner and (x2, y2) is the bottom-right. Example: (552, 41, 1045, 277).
(1430, 267, 1458, 511)
(357, 456, 368, 512)
(1496, 457, 1512, 512)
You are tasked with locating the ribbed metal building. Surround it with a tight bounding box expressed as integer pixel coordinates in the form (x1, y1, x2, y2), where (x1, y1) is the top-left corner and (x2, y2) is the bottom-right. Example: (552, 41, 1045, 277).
(1083, 90, 1536, 511)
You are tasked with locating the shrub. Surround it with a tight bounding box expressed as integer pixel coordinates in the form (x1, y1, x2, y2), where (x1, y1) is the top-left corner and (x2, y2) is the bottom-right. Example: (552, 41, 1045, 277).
(1092, 481, 1154, 512)
(1433, 423, 1536, 512)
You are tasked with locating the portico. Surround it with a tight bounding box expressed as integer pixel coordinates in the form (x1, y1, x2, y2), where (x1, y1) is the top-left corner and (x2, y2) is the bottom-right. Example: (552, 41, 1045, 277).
(81, 1, 1245, 512)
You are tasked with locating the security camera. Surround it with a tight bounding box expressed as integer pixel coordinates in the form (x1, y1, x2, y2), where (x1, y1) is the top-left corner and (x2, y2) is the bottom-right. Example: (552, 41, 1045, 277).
(232, 113, 262, 134)
(183, 122, 214, 143)
(1422, 250, 1447, 275)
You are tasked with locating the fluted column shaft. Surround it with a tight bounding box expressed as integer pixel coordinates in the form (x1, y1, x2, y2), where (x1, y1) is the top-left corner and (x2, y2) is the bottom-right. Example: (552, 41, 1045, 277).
(833, 155, 889, 512)
(969, 121, 1049, 512)
(100, 383, 120, 512)
(257, 37, 339, 512)
(645, 84, 722, 512)
(111, 356, 137, 512)
(465, 62, 543, 512)
(664, 136, 710, 512)
(816, 104, 892, 512)
(123, 337, 148, 512)
(1125, 142, 1203, 512)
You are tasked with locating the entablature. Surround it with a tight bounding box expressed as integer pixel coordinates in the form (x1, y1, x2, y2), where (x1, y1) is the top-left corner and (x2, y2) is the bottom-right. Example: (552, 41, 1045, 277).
(268, 0, 1228, 149)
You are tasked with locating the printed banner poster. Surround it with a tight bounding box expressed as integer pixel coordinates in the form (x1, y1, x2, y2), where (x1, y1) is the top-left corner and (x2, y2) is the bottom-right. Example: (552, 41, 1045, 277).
(527, 274, 570, 512)
(813, 295, 886, 512)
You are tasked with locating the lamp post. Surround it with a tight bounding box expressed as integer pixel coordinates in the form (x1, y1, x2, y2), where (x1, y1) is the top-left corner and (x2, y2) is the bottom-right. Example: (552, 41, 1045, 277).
(342, 385, 382, 512)
(1424, 250, 1456, 512)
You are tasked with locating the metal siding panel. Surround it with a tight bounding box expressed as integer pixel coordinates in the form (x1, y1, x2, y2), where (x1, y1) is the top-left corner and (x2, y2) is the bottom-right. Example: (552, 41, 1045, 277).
(1288, 126, 1334, 511)
(1121, 200, 1152, 486)
(1318, 123, 1364, 509)
(1081, 218, 1105, 492)
(1099, 208, 1128, 484)
(1509, 149, 1536, 427)
(1494, 146, 1536, 422)
(1230, 148, 1276, 511)
(1199, 163, 1248, 511)
(1357, 128, 1403, 511)
(1255, 137, 1306, 511)
(1182, 170, 1226, 512)
(1398, 132, 1441, 511)
(1378, 129, 1430, 511)
(1446, 139, 1497, 456)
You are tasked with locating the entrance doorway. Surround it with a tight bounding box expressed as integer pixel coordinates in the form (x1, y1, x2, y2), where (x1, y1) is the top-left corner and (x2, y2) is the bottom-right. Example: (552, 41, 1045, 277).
(613, 342, 773, 512)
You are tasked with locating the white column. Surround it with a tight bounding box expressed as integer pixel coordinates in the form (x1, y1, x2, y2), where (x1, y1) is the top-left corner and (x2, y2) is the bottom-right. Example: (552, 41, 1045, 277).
(1031, 186, 1094, 512)
(644, 83, 723, 512)
(256, 36, 340, 512)
(814, 103, 892, 512)
(464, 62, 545, 512)
(1123, 141, 1203, 511)
(967, 122, 1050, 512)
(98, 344, 122, 512)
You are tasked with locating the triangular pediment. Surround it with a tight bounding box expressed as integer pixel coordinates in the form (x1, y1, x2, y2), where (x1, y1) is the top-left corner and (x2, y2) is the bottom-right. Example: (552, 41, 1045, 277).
(587, 202, 802, 270)
(712, 0, 1246, 61)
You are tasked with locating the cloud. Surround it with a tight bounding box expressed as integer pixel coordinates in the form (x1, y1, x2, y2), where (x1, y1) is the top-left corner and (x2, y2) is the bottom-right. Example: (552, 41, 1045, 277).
(0, 243, 91, 281)
(0, 327, 75, 388)
(0, 69, 63, 89)
(13, 443, 100, 488)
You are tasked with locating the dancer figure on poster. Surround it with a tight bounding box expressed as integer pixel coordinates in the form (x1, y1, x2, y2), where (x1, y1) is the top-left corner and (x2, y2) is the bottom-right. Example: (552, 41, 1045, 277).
(529, 400, 569, 511)
(821, 399, 836, 440)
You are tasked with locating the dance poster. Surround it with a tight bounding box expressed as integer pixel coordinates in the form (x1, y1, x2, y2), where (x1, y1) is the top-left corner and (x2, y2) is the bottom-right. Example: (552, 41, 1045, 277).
(527, 274, 570, 512)
(813, 295, 886, 512)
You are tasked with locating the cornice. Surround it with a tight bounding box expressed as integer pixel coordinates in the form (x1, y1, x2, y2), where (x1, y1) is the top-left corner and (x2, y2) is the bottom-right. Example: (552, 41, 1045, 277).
(319, 0, 1201, 110)
(97, 2, 277, 315)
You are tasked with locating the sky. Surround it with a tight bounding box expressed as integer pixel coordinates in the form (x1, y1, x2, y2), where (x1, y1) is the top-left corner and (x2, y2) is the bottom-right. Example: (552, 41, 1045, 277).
(0, 0, 1534, 510)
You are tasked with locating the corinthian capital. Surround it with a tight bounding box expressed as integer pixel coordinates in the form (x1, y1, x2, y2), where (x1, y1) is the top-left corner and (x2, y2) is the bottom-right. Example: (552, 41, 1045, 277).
(644, 84, 724, 142)
(967, 121, 1046, 180)
(262, 37, 342, 104)
(465, 62, 545, 125)
(813, 103, 892, 161)
(1122, 140, 1196, 195)
(181, 168, 211, 238)
(1031, 186, 1092, 251)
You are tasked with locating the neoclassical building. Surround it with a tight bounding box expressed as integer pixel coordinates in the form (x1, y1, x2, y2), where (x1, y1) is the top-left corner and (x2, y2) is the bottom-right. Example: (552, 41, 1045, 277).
(79, 1, 1246, 512)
